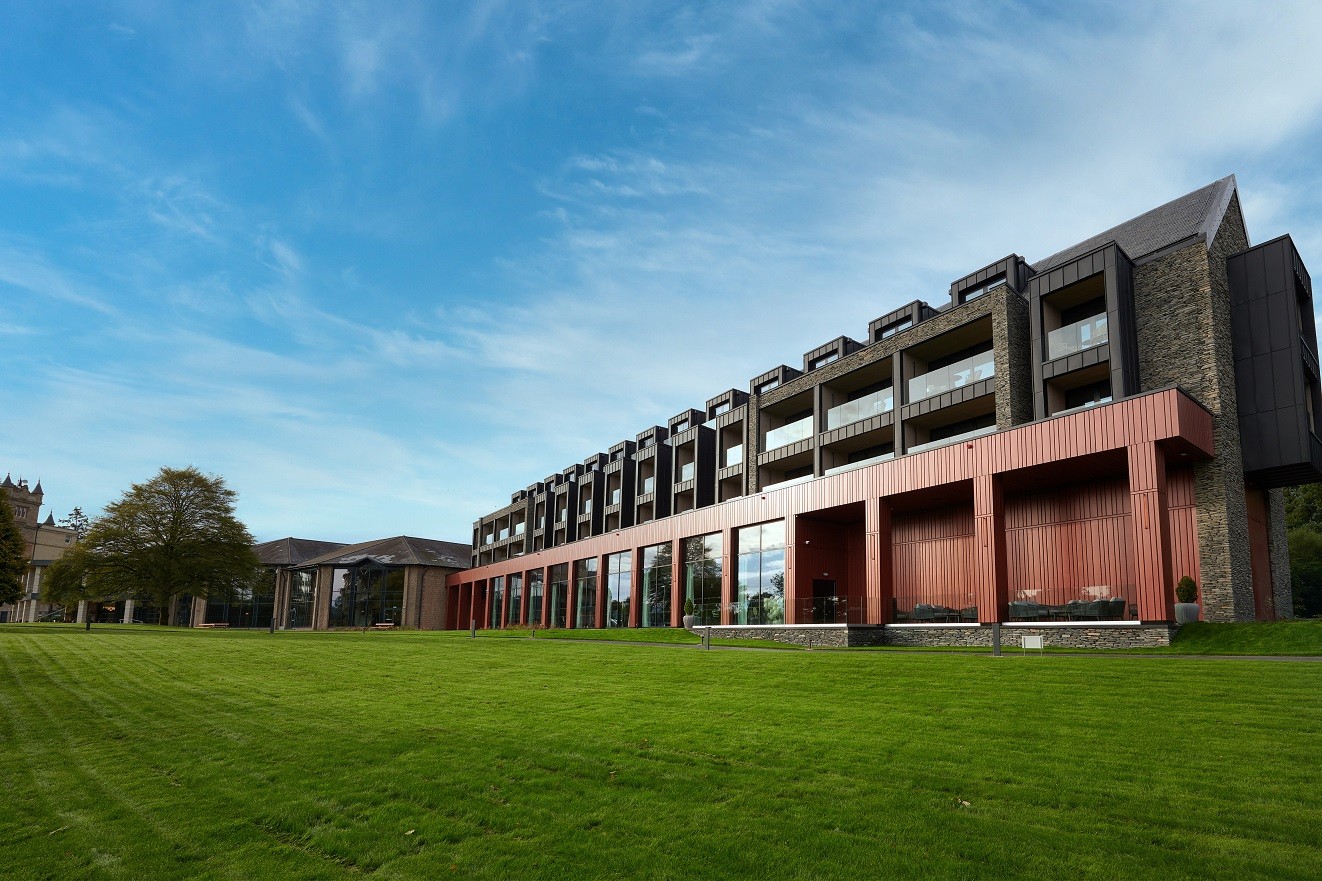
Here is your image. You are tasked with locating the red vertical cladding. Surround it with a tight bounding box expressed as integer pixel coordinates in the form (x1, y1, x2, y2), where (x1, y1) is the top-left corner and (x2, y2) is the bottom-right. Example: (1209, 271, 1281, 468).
(869, 499, 893, 623)
(1245, 488, 1274, 620)
(540, 575, 551, 629)
(721, 525, 736, 625)
(783, 514, 799, 623)
(629, 551, 643, 628)
(973, 474, 1008, 623)
(1128, 443, 1173, 621)
(479, 580, 492, 629)
(1166, 468, 1200, 596)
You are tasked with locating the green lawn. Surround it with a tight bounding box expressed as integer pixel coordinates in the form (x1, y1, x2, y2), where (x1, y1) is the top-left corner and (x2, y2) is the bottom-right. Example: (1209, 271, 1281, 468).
(2, 626, 1320, 880)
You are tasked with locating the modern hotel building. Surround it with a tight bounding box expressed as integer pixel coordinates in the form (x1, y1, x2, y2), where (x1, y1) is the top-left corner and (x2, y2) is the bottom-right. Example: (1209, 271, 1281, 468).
(447, 176, 1320, 646)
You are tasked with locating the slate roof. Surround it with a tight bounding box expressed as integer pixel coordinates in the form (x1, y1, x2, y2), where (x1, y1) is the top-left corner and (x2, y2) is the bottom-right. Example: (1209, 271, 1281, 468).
(254, 537, 349, 567)
(296, 535, 471, 570)
(1033, 175, 1240, 273)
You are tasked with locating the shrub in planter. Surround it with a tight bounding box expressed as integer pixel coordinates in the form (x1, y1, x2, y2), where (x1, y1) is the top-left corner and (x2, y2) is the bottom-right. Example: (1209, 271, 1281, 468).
(682, 597, 697, 629)
(1174, 575, 1200, 624)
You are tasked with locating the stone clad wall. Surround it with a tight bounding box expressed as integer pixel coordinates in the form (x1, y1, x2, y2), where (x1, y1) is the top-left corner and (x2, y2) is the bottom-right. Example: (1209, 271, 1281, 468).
(1133, 196, 1254, 621)
(704, 624, 1175, 648)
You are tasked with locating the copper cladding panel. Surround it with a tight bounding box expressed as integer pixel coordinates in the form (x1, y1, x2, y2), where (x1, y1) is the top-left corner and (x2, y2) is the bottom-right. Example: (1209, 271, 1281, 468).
(448, 388, 1214, 623)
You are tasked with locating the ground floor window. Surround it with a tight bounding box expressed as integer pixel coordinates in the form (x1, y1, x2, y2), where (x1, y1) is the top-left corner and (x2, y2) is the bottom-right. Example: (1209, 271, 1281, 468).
(641, 543, 672, 627)
(683, 533, 722, 625)
(735, 521, 786, 624)
(489, 576, 505, 629)
(329, 566, 405, 627)
(606, 552, 631, 627)
(549, 564, 568, 627)
(528, 569, 544, 625)
(507, 573, 523, 626)
(206, 569, 276, 628)
(287, 571, 314, 628)
(574, 558, 597, 628)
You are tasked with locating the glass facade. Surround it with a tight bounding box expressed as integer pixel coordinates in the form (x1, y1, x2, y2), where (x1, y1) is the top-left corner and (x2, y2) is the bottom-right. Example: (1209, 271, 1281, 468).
(528, 569, 545, 625)
(287, 570, 315, 628)
(735, 521, 786, 624)
(507, 573, 523, 626)
(574, 558, 597, 628)
(329, 565, 406, 627)
(641, 543, 673, 627)
(489, 575, 505, 629)
(549, 564, 568, 627)
(605, 552, 632, 627)
(683, 533, 723, 625)
(205, 568, 276, 628)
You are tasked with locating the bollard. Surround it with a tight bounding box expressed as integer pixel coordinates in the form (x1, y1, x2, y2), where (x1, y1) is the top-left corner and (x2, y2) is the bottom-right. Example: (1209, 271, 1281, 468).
(991, 622, 1001, 657)
(470, 619, 476, 638)
(703, 627, 711, 650)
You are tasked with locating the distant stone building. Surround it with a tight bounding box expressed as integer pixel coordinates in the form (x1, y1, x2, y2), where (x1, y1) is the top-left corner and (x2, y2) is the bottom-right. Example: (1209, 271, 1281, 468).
(2, 474, 78, 623)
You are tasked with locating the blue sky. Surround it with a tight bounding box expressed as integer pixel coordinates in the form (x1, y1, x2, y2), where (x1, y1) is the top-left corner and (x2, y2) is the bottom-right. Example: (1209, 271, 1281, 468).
(4, 1, 1322, 544)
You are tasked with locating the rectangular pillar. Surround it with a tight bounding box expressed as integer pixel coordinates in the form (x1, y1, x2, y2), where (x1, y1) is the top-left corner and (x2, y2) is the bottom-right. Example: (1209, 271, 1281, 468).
(122, 598, 135, 625)
(866, 498, 893, 624)
(973, 475, 1008, 623)
(721, 525, 736, 625)
(1128, 442, 1174, 622)
(76, 600, 87, 625)
(783, 515, 799, 624)
(629, 552, 642, 628)
(595, 557, 607, 630)
(671, 539, 684, 627)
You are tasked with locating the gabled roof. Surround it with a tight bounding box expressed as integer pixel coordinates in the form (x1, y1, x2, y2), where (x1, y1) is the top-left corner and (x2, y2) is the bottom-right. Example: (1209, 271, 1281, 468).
(254, 537, 349, 567)
(1033, 175, 1240, 272)
(296, 535, 471, 570)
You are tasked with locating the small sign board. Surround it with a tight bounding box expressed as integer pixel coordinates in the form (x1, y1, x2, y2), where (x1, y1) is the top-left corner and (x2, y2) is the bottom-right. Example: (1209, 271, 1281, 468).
(1021, 634, 1044, 653)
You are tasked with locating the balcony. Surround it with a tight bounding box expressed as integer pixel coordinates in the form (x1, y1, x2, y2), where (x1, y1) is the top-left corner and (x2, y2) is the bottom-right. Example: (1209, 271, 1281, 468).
(765, 415, 813, 451)
(1047, 314, 1108, 360)
(907, 424, 997, 454)
(823, 452, 894, 476)
(640, 476, 655, 495)
(724, 445, 744, 467)
(908, 352, 995, 403)
(825, 388, 894, 430)
(679, 462, 695, 482)
(609, 488, 622, 506)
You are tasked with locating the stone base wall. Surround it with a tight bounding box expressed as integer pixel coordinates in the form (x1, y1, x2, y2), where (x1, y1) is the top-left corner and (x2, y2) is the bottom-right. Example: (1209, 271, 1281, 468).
(703, 624, 1176, 649)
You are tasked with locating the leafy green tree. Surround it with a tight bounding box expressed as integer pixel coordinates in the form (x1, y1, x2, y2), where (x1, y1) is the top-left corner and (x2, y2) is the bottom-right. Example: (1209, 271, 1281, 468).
(0, 494, 27, 607)
(58, 507, 90, 538)
(41, 466, 260, 625)
(1284, 484, 1322, 531)
(1288, 526, 1322, 618)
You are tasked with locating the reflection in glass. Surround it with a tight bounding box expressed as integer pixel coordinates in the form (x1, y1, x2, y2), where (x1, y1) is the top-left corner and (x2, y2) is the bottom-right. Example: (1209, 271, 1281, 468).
(825, 388, 894, 430)
(908, 351, 995, 402)
(735, 521, 786, 624)
(765, 415, 813, 450)
(641, 543, 673, 627)
(528, 569, 544, 624)
(549, 564, 568, 627)
(606, 552, 632, 627)
(574, 558, 598, 628)
(507, 573, 523, 626)
(683, 533, 723, 625)
(1047, 314, 1108, 360)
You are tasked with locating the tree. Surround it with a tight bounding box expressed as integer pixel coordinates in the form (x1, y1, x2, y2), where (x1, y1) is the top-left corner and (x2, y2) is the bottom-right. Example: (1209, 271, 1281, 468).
(41, 466, 260, 625)
(58, 507, 90, 538)
(1289, 526, 1322, 618)
(0, 493, 27, 607)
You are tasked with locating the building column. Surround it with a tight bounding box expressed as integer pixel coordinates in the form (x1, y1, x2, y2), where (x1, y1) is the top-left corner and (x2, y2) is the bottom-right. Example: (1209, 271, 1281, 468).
(521, 570, 532, 626)
(122, 598, 135, 625)
(866, 498, 893, 624)
(1129, 442, 1174, 622)
(671, 539, 684, 627)
(629, 553, 642, 628)
(721, 525, 736, 625)
(973, 474, 1008, 623)
(75, 600, 87, 625)
(565, 574, 577, 629)
(595, 558, 607, 630)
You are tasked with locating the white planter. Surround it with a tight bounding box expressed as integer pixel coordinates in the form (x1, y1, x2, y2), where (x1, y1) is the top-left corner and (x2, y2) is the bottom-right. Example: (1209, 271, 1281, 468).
(1174, 602, 1201, 624)
(682, 614, 697, 629)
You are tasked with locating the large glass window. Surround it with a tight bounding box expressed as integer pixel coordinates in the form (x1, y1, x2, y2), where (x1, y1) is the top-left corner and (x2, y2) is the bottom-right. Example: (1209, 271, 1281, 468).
(683, 533, 723, 625)
(735, 521, 786, 625)
(288, 570, 315, 628)
(205, 568, 275, 628)
(528, 569, 544, 625)
(489, 576, 505, 629)
(574, 558, 598, 628)
(641, 543, 673, 627)
(549, 564, 568, 628)
(605, 552, 632, 628)
(507, 573, 523, 626)
(329, 565, 406, 627)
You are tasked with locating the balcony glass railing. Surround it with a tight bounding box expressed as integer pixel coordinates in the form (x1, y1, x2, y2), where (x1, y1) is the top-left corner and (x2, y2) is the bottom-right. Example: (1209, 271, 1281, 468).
(906, 424, 997, 454)
(640, 476, 655, 495)
(765, 415, 814, 451)
(825, 388, 894, 430)
(514, 522, 525, 535)
(908, 352, 995, 402)
(823, 452, 894, 477)
(1047, 314, 1108, 360)
(679, 462, 695, 482)
(610, 488, 622, 506)
(724, 445, 743, 467)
